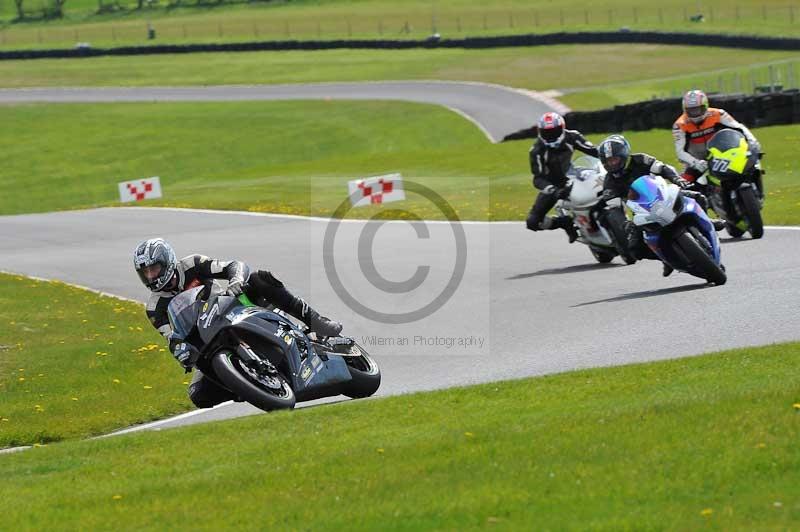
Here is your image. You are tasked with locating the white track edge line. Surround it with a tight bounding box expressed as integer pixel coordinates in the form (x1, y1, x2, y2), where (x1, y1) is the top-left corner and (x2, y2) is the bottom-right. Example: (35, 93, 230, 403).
(117, 207, 800, 230)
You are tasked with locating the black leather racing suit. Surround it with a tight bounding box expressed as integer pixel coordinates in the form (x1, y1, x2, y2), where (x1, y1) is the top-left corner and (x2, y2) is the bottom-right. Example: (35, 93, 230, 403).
(146, 255, 332, 408)
(527, 130, 599, 232)
(600, 153, 708, 260)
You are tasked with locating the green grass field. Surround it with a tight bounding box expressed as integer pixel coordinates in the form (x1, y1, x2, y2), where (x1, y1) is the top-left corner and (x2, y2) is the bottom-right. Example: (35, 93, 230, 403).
(1, 44, 798, 95)
(1, 100, 798, 224)
(1, 340, 798, 528)
(2, 0, 800, 49)
(0, 273, 189, 448)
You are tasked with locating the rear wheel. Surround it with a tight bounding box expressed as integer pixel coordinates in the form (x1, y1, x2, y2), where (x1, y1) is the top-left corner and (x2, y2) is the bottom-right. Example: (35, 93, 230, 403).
(590, 247, 614, 264)
(674, 231, 727, 285)
(738, 186, 764, 239)
(340, 343, 381, 399)
(212, 351, 296, 411)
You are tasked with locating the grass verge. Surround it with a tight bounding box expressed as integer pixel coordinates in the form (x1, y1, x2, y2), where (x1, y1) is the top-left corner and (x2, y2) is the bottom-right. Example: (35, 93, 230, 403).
(0, 45, 798, 91)
(2, 0, 800, 49)
(1, 100, 799, 224)
(1, 341, 798, 528)
(0, 273, 189, 448)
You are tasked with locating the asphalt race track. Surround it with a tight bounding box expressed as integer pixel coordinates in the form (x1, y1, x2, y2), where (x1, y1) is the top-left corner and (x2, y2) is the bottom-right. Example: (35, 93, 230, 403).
(0, 82, 797, 435)
(1, 208, 798, 432)
(0, 81, 560, 143)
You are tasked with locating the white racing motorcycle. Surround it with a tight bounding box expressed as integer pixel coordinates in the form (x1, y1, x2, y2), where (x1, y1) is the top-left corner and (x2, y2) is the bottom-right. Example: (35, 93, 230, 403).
(555, 156, 636, 265)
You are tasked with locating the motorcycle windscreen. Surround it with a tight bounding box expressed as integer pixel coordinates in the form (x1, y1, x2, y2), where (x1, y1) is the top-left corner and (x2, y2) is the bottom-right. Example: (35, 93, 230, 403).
(167, 286, 205, 341)
(628, 176, 663, 209)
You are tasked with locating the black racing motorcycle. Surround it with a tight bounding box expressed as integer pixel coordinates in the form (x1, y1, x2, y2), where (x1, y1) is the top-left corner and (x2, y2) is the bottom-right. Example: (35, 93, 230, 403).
(705, 129, 765, 239)
(167, 286, 381, 411)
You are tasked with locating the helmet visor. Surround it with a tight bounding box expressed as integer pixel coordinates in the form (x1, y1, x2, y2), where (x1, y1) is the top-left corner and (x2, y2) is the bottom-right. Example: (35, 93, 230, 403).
(686, 105, 707, 120)
(603, 156, 625, 173)
(540, 125, 564, 143)
(137, 263, 164, 290)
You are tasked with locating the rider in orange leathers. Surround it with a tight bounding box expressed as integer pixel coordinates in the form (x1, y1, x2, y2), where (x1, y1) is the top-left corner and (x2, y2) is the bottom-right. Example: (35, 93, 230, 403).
(672, 89, 762, 195)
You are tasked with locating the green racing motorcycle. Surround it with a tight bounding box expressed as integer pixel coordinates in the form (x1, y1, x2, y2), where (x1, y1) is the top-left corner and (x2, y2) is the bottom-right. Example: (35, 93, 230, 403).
(705, 128, 765, 239)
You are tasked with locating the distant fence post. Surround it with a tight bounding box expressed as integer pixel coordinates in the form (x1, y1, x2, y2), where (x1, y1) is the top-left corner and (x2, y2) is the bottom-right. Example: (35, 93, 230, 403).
(735, 5, 740, 20)
(633, 7, 638, 23)
(482, 13, 487, 30)
(658, 8, 663, 24)
(218, 22, 222, 38)
(534, 11, 539, 27)
(584, 9, 589, 25)
(559, 9, 564, 26)
(347, 19, 352, 37)
(508, 12, 514, 28)
(709, 6, 714, 22)
(762, 5, 767, 20)
(456, 16, 461, 32)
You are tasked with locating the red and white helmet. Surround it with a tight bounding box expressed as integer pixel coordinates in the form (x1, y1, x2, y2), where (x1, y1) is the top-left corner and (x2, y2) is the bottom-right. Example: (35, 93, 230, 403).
(683, 90, 710, 124)
(537, 112, 566, 148)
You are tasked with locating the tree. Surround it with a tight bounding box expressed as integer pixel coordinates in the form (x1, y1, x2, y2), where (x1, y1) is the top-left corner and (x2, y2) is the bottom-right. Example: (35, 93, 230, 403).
(14, 0, 24, 20)
(52, 0, 66, 18)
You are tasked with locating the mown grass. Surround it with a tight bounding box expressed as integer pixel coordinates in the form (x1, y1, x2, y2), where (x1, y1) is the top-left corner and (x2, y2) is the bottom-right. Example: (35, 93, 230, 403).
(1, 0, 800, 49)
(1, 341, 798, 529)
(0, 273, 189, 448)
(1, 44, 798, 91)
(1, 100, 799, 224)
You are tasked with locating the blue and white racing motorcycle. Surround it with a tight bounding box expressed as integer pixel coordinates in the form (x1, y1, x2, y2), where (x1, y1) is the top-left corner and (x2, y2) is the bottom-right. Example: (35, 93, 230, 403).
(626, 175, 727, 285)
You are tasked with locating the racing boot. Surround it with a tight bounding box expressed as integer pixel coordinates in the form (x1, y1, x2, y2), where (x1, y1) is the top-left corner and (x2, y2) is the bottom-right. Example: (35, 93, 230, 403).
(293, 298, 342, 337)
(544, 216, 579, 243)
(563, 223, 579, 244)
(662, 263, 674, 277)
(711, 219, 726, 232)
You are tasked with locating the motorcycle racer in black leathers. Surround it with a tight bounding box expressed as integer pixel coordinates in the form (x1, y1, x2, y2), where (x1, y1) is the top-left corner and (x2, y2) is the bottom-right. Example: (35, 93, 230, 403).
(527, 112, 599, 242)
(596, 135, 724, 277)
(133, 238, 342, 408)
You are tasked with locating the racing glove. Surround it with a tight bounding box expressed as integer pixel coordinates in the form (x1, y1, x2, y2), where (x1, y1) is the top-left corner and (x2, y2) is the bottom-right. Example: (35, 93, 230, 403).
(226, 278, 244, 297)
(542, 185, 557, 196)
(174, 342, 201, 371)
(556, 185, 572, 200)
(691, 159, 708, 174)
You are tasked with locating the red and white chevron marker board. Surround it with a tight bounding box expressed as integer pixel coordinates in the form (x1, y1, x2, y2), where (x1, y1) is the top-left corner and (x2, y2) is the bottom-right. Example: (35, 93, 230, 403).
(118, 177, 162, 203)
(347, 174, 405, 207)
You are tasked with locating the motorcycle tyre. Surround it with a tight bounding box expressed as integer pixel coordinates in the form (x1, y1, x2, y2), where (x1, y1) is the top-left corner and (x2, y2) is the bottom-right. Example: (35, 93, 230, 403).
(590, 246, 615, 264)
(341, 344, 381, 399)
(674, 231, 727, 286)
(212, 351, 296, 411)
(739, 186, 764, 239)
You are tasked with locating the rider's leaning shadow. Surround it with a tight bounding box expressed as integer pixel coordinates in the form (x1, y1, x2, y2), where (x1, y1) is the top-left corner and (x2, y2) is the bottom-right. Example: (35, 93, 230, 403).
(571, 282, 710, 307)
(506, 262, 624, 280)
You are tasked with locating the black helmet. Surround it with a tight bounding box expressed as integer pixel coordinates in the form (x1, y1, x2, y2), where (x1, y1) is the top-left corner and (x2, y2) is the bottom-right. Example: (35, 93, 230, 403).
(598, 135, 631, 178)
(134, 238, 177, 292)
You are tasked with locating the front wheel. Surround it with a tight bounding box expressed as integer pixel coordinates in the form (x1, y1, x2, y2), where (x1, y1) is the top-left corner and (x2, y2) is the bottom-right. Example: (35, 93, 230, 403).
(340, 343, 381, 399)
(738, 186, 764, 239)
(212, 351, 296, 411)
(674, 231, 727, 285)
